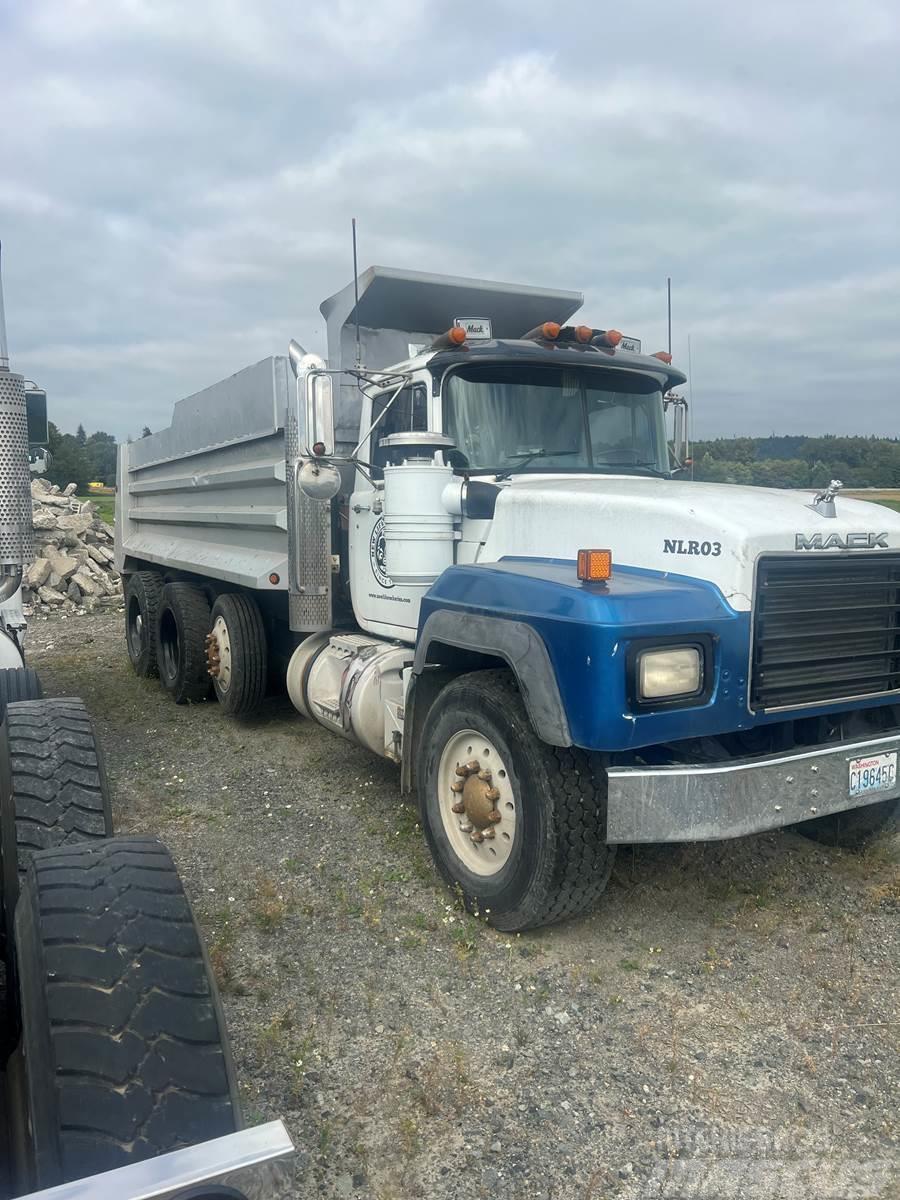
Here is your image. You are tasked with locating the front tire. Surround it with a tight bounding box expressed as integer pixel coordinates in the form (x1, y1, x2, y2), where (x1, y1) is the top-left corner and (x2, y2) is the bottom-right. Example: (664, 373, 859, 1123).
(417, 670, 615, 932)
(12, 837, 241, 1190)
(793, 796, 900, 849)
(157, 583, 211, 704)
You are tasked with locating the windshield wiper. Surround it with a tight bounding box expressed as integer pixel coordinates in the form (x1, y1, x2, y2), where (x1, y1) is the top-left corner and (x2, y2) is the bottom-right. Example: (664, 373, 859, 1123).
(494, 448, 580, 481)
(617, 462, 670, 478)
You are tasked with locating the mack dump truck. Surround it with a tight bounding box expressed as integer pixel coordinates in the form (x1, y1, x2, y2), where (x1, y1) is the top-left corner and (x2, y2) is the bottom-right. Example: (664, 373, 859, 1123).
(117, 266, 900, 933)
(0, 246, 293, 1198)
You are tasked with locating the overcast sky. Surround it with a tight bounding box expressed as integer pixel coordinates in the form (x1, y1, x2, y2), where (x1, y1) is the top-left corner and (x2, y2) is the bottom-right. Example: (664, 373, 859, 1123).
(1, 0, 898, 441)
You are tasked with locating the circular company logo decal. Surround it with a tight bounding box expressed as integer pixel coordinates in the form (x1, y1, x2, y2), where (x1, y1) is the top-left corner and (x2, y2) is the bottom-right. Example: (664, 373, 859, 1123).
(369, 516, 394, 589)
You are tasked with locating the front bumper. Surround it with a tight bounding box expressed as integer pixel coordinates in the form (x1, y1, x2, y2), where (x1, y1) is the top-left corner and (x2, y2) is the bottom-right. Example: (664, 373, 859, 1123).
(606, 731, 900, 843)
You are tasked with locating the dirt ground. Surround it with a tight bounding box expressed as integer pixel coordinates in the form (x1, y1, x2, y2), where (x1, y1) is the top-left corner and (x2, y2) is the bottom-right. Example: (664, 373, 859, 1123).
(28, 610, 900, 1200)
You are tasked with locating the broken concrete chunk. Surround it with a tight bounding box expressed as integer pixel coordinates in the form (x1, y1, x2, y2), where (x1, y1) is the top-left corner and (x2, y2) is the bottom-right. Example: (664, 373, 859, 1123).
(25, 557, 51, 588)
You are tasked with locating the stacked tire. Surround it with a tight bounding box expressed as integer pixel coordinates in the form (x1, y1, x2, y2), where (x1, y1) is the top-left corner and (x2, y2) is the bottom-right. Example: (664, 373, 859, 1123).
(0, 698, 242, 1191)
(124, 572, 267, 716)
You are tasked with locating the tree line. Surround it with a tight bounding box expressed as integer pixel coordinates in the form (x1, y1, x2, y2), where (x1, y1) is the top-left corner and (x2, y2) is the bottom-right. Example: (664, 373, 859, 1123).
(691, 436, 900, 489)
(44, 424, 151, 492)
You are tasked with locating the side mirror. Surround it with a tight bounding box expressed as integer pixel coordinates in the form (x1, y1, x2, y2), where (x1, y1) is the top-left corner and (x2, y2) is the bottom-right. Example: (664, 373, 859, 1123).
(287, 343, 335, 456)
(306, 371, 334, 457)
(666, 393, 689, 470)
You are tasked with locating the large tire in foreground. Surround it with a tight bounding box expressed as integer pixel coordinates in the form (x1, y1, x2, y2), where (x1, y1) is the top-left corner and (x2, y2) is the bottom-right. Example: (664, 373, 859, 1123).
(208, 592, 268, 717)
(0, 667, 43, 715)
(12, 837, 241, 1190)
(792, 796, 900, 849)
(157, 583, 211, 705)
(417, 670, 615, 932)
(1, 698, 112, 948)
(124, 571, 164, 677)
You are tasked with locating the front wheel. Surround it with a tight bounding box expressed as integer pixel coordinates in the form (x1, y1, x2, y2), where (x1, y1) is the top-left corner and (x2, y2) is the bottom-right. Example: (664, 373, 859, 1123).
(792, 796, 900, 849)
(417, 670, 615, 932)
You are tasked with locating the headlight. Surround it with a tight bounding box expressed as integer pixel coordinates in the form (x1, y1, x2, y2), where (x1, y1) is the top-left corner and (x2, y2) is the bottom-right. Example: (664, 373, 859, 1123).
(638, 646, 703, 700)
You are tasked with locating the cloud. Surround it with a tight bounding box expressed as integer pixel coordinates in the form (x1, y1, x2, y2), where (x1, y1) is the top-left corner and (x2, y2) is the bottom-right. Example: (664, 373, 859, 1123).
(0, 0, 898, 440)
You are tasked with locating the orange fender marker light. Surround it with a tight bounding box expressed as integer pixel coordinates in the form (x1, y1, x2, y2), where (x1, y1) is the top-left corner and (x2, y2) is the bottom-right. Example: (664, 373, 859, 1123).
(577, 549, 612, 582)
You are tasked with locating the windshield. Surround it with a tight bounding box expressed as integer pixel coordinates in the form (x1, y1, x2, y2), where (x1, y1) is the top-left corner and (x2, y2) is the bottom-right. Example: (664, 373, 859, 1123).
(442, 364, 669, 476)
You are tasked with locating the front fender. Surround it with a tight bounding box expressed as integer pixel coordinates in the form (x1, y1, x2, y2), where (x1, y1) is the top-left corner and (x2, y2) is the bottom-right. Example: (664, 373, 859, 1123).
(415, 557, 749, 753)
(413, 610, 571, 746)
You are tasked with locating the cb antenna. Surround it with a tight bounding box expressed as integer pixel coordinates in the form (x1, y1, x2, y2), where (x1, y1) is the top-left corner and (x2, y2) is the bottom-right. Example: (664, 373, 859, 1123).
(0, 239, 10, 370)
(666, 275, 672, 357)
(351, 218, 362, 368)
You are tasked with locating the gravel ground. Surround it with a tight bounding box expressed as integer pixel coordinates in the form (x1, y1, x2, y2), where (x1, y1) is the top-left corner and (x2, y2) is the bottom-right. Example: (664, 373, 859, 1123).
(29, 610, 900, 1200)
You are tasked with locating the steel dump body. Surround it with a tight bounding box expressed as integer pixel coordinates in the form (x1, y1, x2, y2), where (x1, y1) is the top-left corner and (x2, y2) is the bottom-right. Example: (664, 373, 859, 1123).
(116, 356, 294, 591)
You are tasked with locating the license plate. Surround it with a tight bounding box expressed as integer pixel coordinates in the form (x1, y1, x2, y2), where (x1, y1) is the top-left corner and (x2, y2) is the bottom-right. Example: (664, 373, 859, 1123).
(848, 751, 898, 799)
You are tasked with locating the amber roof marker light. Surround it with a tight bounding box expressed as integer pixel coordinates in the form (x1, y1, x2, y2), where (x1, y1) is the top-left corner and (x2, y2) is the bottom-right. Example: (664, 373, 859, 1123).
(652, 350, 673, 364)
(431, 326, 468, 350)
(523, 321, 561, 341)
(592, 329, 623, 348)
(577, 549, 613, 582)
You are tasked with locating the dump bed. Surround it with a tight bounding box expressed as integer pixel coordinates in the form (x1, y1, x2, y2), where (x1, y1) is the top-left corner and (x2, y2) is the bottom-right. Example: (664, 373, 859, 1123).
(115, 356, 294, 589)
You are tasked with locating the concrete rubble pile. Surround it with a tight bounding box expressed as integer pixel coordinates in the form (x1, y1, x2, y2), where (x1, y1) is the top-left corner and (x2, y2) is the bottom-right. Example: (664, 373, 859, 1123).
(22, 479, 121, 615)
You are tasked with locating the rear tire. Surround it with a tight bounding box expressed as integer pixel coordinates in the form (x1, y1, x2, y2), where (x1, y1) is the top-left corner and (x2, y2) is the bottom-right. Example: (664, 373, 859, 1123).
(1, 698, 113, 949)
(157, 583, 211, 704)
(208, 593, 268, 717)
(792, 796, 900, 849)
(124, 572, 164, 677)
(12, 837, 241, 1189)
(417, 669, 615, 932)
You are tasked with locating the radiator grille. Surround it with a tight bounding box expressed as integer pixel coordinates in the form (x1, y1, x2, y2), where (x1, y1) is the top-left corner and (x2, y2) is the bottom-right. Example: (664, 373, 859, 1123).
(751, 554, 900, 710)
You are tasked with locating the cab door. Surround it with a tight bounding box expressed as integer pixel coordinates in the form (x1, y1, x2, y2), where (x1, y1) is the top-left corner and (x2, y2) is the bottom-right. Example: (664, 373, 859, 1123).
(348, 384, 429, 641)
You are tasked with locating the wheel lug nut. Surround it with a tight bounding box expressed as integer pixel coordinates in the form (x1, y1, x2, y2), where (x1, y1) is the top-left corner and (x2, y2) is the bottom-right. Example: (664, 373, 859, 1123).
(451, 801, 466, 815)
(450, 780, 465, 794)
(478, 769, 492, 782)
(455, 764, 468, 778)
(465, 760, 480, 774)
(470, 830, 484, 843)
(488, 809, 502, 823)
(486, 787, 500, 803)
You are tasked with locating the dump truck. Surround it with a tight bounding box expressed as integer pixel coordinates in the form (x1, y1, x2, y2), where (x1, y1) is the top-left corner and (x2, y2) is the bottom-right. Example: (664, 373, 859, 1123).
(117, 265, 900, 933)
(0, 243, 293, 1197)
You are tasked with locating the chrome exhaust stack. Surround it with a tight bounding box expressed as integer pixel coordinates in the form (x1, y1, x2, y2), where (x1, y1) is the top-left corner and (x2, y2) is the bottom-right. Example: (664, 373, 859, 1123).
(0, 240, 34, 600)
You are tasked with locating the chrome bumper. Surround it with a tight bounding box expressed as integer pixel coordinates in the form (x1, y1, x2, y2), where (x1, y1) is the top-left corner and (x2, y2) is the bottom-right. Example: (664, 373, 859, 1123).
(20, 1120, 294, 1200)
(606, 731, 900, 843)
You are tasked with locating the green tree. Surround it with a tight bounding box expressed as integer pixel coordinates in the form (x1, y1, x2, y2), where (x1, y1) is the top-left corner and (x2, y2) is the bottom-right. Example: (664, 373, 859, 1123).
(85, 431, 117, 486)
(75, 423, 86, 446)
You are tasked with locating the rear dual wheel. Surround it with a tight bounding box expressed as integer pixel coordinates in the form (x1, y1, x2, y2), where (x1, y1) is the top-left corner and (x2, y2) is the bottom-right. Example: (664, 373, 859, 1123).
(126, 576, 267, 715)
(124, 572, 164, 678)
(206, 593, 267, 717)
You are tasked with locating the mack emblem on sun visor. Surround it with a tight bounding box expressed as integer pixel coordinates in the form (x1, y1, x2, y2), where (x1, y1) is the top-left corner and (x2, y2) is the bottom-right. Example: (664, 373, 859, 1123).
(795, 532, 889, 550)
